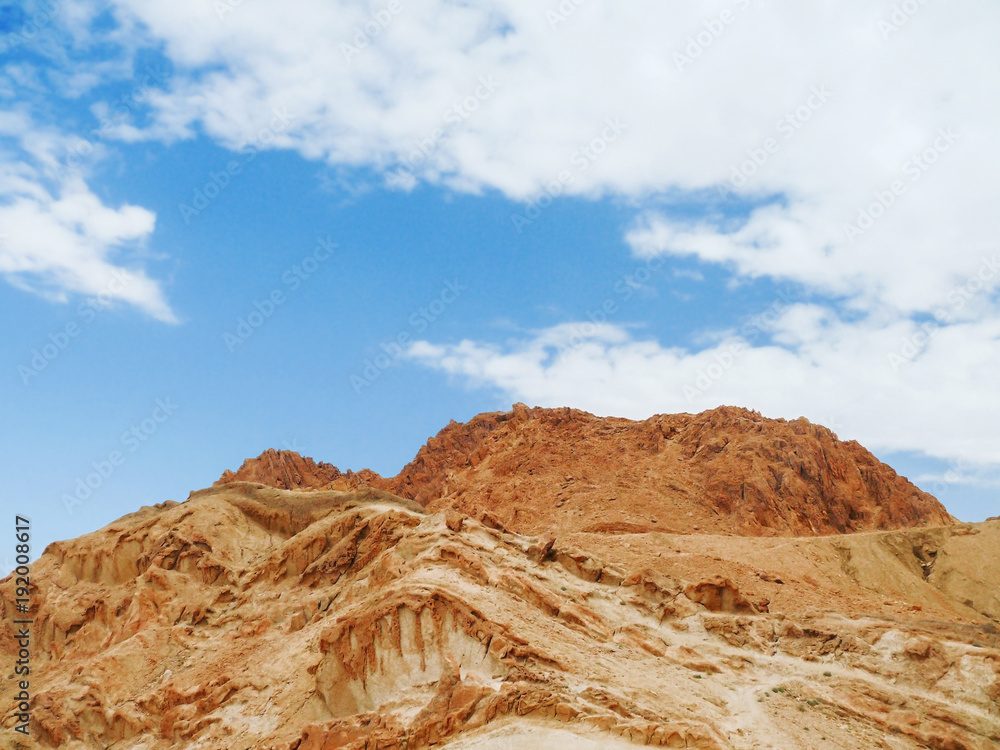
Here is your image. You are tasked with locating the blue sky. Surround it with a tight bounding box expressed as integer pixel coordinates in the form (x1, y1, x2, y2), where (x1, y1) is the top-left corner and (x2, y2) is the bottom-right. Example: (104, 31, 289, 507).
(1, 1, 998, 570)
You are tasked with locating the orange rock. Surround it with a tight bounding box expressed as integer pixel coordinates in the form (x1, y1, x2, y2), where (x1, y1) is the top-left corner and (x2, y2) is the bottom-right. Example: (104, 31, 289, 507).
(216, 405, 954, 537)
(2, 408, 997, 750)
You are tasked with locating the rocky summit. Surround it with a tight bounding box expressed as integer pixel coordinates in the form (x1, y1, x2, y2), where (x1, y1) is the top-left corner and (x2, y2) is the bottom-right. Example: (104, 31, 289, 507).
(217, 405, 954, 537)
(2, 406, 998, 749)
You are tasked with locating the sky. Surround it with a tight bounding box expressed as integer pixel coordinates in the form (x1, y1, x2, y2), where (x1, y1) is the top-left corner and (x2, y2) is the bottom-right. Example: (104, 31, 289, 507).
(1, 0, 998, 572)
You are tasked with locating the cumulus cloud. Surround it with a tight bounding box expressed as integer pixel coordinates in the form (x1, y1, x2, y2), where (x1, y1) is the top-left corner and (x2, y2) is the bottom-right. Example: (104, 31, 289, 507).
(0, 112, 175, 321)
(93, 1, 998, 309)
(84, 0, 999, 482)
(13, 1, 996, 497)
(406, 307, 1000, 486)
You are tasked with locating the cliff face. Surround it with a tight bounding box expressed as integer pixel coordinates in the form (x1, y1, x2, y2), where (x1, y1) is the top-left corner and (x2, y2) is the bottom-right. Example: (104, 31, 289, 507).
(216, 448, 344, 490)
(1, 483, 997, 749)
(217, 405, 954, 537)
(3, 405, 992, 750)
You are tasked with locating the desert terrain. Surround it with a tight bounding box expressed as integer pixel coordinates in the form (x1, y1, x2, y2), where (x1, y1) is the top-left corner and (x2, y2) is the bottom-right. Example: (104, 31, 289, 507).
(2, 405, 998, 749)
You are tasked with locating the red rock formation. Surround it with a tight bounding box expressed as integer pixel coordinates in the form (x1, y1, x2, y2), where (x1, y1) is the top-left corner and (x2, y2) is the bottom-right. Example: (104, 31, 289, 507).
(216, 448, 343, 490)
(217, 404, 954, 537)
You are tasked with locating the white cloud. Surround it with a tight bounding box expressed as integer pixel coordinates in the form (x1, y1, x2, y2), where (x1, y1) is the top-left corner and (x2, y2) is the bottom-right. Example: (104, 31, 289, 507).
(0, 113, 175, 321)
(89, 1, 999, 310)
(84, 0, 999, 477)
(13, 2, 997, 500)
(917, 473, 1000, 490)
(405, 305, 1000, 474)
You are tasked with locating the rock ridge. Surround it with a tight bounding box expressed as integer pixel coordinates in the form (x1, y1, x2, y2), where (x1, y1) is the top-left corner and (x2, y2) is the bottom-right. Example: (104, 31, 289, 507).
(216, 404, 954, 537)
(2, 482, 996, 749)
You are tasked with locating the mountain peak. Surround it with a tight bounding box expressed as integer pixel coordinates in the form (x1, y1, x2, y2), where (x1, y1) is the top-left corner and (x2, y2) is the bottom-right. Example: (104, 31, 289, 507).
(6, 406, 995, 750)
(215, 448, 344, 490)
(216, 405, 953, 537)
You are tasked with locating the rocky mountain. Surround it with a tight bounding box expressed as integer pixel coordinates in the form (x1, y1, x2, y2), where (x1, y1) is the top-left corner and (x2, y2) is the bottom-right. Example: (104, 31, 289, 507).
(2, 406, 997, 750)
(217, 448, 344, 491)
(217, 404, 954, 537)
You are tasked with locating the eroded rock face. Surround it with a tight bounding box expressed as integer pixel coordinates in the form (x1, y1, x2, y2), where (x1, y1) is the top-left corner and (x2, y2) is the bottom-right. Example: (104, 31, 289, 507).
(1, 481, 998, 749)
(0, 408, 991, 749)
(217, 404, 954, 537)
(216, 448, 343, 490)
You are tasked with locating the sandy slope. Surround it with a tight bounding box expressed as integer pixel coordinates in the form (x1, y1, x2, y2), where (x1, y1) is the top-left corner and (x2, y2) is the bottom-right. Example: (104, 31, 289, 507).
(1, 483, 997, 749)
